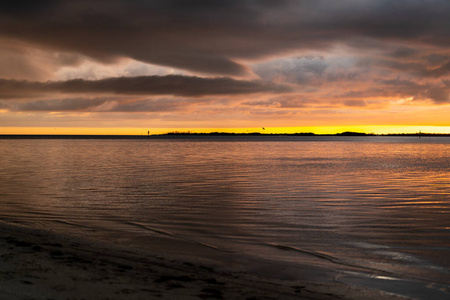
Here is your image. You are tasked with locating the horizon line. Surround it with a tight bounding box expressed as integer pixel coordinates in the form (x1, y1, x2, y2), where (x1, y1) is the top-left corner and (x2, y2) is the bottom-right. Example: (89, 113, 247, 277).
(1, 131, 450, 139)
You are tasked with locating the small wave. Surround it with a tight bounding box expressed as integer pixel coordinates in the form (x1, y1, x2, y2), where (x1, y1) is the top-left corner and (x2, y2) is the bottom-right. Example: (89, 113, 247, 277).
(348, 242, 450, 274)
(267, 243, 391, 274)
(346, 241, 389, 250)
(52, 219, 96, 229)
(125, 221, 233, 253)
(268, 243, 338, 263)
(125, 221, 176, 238)
(194, 241, 228, 252)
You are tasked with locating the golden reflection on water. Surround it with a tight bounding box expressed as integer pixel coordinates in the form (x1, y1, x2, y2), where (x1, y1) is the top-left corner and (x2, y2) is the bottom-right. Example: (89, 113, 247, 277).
(0, 137, 449, 285)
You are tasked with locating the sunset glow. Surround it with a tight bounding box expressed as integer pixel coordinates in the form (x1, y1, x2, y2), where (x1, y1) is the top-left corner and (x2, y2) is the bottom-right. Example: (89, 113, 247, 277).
(2, 126, 450, 136)
(1, 1, 449, 134)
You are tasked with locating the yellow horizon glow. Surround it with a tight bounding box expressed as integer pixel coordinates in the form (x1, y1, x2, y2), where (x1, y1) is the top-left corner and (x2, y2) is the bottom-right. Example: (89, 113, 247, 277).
(1, 126, 450, 135)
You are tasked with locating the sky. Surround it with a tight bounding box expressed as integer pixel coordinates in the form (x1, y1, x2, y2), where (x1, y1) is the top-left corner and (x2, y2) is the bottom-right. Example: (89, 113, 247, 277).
(1, 0, 450, 135)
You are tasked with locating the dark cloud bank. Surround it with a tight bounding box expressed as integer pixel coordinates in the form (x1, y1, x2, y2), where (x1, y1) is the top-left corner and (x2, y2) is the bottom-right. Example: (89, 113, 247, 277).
(0, 97, 194, 113)
(1, 0, 450, 117)
(0, 75, 289, 98)
(0, 0, 449, 76)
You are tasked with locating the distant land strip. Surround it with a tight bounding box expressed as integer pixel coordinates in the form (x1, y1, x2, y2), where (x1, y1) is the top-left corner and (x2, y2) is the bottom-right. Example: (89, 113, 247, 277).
(1, 132, 450, 139)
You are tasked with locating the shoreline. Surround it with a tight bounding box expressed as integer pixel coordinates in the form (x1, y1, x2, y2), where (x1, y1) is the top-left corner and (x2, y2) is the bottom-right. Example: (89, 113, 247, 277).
(1, 132, 450, 139)
(0, 221, 406, 300)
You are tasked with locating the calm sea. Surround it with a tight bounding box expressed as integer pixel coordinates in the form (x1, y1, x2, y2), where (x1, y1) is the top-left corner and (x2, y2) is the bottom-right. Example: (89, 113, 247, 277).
(0, 137, 449, 298)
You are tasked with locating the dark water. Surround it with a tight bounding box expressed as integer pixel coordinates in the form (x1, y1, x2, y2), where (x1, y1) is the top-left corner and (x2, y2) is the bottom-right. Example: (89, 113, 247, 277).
(1, 137, 449, 298)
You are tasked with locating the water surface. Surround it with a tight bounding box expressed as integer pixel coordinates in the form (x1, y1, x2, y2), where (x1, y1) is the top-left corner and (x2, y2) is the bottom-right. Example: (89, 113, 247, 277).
(0, 137, 449, 298)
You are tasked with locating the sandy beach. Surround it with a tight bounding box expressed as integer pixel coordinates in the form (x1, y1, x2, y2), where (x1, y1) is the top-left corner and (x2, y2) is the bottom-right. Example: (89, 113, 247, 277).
(0, 222, 407, 300)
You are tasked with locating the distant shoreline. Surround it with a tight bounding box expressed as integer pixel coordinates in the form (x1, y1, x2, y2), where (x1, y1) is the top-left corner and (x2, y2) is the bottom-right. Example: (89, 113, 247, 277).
(0, 132, 449, 139)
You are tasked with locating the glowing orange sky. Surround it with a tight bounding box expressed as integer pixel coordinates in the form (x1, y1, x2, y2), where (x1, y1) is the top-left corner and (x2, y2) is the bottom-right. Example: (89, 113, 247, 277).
(0, 1, 449, 134)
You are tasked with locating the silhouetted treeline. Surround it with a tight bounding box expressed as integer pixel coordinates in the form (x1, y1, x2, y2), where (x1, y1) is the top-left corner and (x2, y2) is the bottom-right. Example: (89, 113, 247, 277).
(1, 132, 449, 139)
(166, 132, 316, 136)
(335, 131, 375, 136)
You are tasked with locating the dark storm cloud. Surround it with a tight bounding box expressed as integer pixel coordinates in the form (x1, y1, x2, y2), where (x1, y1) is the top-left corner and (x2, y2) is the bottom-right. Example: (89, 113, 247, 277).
(358, 78, 450, 104)
(6, 98, 107, 112)
(421, 87, 450, 103)
(12, 98, 107, 111)
(388, 47, 420, 59)
(0, 1, 449, 76)
(0, 75, 289, 98)
(423, 61, 450, 78)
(373, 58, 450, 78)
(424, 54, 450, 65)
(109, 98, 197, 113)
(0, 97, 195, 113)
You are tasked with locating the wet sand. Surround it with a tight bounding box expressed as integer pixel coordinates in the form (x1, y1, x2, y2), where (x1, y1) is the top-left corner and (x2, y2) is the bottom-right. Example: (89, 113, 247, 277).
(0, 222, 405, 300)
